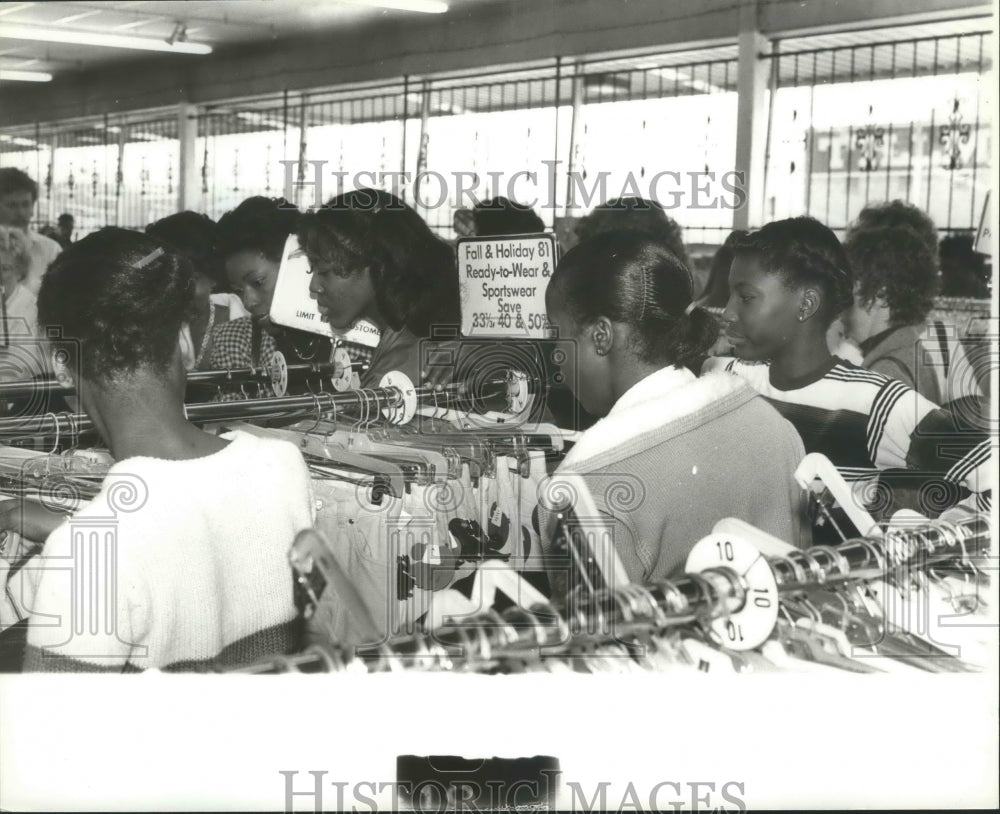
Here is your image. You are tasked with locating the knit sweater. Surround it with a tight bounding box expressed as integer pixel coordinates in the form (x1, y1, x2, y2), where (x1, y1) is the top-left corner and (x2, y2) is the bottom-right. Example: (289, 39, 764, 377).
(859, 321, 987, 413)
(20, 431, 315, 672)
(542, 367, 808, 585)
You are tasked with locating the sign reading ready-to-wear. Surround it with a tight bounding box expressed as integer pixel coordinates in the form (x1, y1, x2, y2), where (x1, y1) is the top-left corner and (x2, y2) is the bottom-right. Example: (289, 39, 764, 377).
(270, 234, 381, 348)
(457, 233, 558, 338)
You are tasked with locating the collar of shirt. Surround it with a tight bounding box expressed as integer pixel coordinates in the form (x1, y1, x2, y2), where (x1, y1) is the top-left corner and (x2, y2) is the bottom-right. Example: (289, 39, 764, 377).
(607, 365, 696, 417)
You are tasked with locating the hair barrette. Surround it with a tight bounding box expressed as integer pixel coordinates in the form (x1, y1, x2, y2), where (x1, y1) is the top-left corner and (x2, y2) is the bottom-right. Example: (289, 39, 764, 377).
(132, 247, 164, 270)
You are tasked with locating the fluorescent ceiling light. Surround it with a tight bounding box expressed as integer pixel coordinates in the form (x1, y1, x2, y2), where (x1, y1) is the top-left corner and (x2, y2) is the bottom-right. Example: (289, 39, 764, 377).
(338, 0, 448, 13)
(651, 67, 718, 94)
(0, 135, 40, 146)
(237, 111, 287, 129)
(0, 23, 212, 54)
(0, 4, 34, 18)
(432, 101, 466, 114)
(0, 68, 52, 82)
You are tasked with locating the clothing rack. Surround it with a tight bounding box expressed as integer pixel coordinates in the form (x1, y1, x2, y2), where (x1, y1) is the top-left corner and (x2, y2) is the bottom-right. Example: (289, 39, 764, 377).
(0, 359, 364, 399)
(767, 514, 990, 590)
(228, 568, 748, 674)
(227, 512, 991, 674)
(0, 371, 533, 439)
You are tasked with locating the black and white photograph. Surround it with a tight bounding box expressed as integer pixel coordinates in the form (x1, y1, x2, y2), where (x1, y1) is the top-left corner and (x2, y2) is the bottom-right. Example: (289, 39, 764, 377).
(0, 0, 997, 810)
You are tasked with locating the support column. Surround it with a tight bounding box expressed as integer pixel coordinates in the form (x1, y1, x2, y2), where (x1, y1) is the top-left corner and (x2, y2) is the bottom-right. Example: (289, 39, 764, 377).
(564, 65, 586, 217)
(733, 0, 771, 230)
(177, 103, 199, 212)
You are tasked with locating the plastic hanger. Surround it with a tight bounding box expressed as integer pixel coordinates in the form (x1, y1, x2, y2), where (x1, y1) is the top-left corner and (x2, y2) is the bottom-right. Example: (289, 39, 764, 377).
(306, 419, 449, 483)
(426, 562, 550, 631)
(794, 453, 883, 539)
(232, 420, 407, 499)
(771, 618, 876, 672)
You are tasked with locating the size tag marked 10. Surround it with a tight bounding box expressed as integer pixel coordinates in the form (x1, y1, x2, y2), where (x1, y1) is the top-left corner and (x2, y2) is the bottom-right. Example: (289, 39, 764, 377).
(685, 532, 779, 651)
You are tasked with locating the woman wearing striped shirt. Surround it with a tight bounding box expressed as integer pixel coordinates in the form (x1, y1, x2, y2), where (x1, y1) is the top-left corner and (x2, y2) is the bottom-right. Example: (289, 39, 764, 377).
(704, 216, 990, 523)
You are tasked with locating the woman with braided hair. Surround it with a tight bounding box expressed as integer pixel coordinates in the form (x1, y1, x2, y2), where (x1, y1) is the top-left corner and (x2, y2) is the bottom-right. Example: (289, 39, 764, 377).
(706, 216, 991, 525)
(540, 230, 807, 584)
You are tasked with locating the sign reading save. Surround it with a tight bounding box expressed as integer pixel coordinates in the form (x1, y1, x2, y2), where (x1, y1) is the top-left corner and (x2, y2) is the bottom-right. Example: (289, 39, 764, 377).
(457, 233, 558, 338)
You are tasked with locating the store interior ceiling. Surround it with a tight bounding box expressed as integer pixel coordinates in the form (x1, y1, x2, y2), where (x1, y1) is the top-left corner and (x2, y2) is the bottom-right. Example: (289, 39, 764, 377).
(1, 0, 992, 85)
(0, 0, 496, 77)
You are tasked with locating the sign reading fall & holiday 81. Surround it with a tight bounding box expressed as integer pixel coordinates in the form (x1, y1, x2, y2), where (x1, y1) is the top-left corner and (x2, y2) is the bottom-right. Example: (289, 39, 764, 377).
(457, 233, 558, 338)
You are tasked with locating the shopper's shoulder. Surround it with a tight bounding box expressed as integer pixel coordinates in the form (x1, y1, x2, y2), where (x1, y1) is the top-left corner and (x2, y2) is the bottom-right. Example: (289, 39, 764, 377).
(29, 231, 62, 257)
(214, 315, 253, 339)
(226, 430, 309, 470)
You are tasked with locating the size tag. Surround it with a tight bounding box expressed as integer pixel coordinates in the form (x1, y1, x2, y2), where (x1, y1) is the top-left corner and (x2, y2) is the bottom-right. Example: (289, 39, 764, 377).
(269, 350, 288, 397)
(685, 532, 779, 651)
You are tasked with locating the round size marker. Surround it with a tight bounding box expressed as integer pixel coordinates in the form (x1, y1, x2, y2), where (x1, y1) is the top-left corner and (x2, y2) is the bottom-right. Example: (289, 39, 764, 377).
(379, 371, 417, 425)
(685, 532, 779, 651)
(269, 351, 288, 397)
(331, 347, 354, 392)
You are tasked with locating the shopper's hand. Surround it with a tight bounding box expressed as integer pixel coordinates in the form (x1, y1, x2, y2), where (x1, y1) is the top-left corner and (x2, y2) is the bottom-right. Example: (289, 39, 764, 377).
(0, 225, 29, 256)
(420, 339, 461, 390)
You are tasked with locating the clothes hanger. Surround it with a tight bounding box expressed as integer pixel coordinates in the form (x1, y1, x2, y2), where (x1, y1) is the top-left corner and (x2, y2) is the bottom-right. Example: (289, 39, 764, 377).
(771, 618, 878, 673)
(231, 417, 408, 499)
(302, 417, 447, 483)
(426, 562, 551, 632)
(808, 584, 964, 672)
(794, 453, 883, 539)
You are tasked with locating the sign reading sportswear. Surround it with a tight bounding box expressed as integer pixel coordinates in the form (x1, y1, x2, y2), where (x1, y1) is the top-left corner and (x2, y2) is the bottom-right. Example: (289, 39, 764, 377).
(269, 234, 381, 348)
(457, 233, 557, 339)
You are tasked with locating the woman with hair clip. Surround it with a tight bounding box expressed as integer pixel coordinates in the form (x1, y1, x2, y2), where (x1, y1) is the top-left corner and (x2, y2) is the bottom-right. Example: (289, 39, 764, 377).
(298, 188, 461, 388)
(0, 229, 314, 672)
(541, 230, 807, 584)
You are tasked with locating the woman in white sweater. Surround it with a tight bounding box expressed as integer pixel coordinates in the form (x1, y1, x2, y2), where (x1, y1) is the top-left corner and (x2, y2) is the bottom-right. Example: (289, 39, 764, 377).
(1, 229, 315, 672)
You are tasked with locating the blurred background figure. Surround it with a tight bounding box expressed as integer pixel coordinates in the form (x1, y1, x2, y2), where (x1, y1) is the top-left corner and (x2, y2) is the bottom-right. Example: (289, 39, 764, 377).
(845, 222, 986, 416)
(55, 214, 75, 250)
(471, 197, 545, 236)
(574, 197, 689, 267)
(0, 168, 61, 296)
(938, 232, 991, 299)
(1, 226, 47, 382)
(696, 228, 747, 309)
(850, 199, 939, 254)
(452, 207, 476, 239)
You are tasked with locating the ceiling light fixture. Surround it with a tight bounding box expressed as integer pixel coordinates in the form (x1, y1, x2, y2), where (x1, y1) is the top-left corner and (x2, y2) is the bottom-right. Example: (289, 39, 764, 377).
(338, 0, 448, 13)
(0, 23, 212, 54)
(651, 67, 718, 94)
(165, 22, 187, 47)
(0, 68, 52, 82)
(0, 135, 40, 146)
